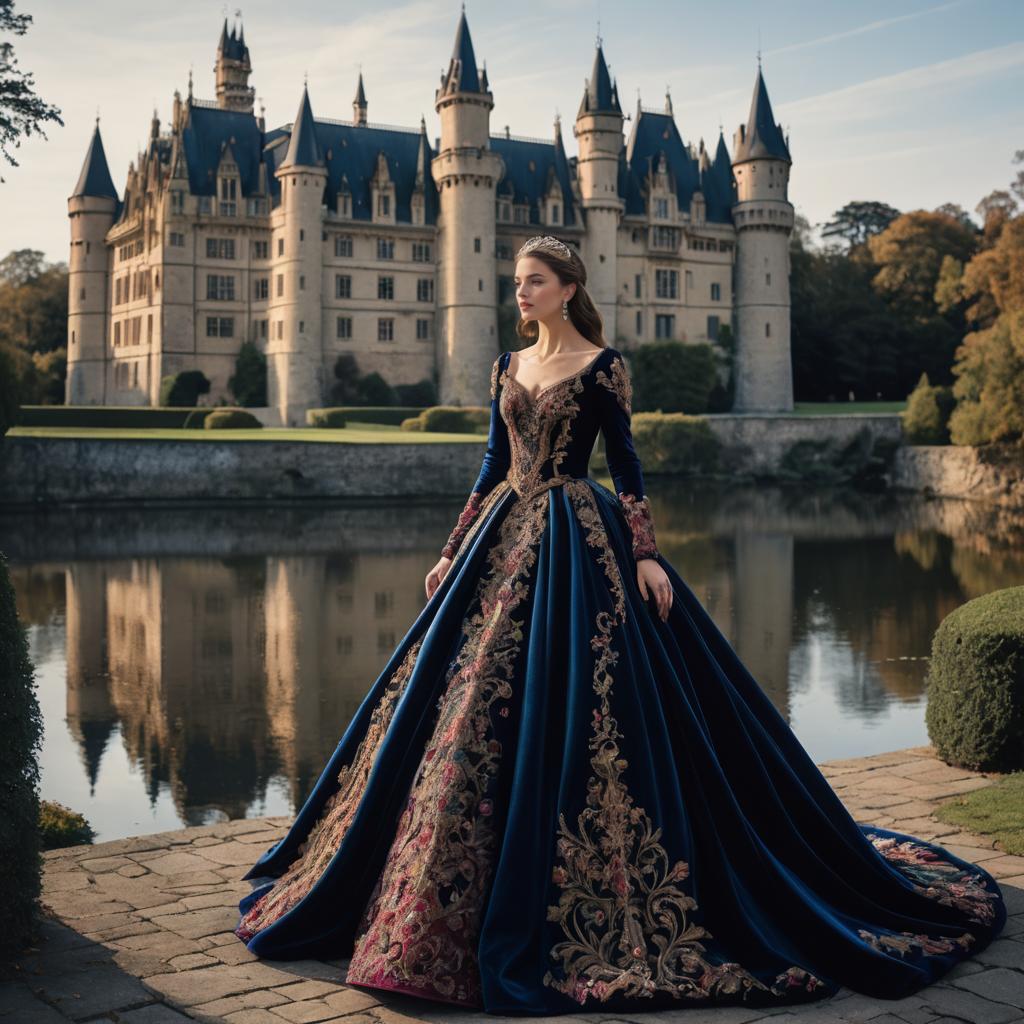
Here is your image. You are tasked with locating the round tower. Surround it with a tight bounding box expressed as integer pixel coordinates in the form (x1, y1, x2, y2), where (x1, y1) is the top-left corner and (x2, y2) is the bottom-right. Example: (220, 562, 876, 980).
(67, 120, 118, 405)
(215, 17, 255, 113)
(431, 10, 504, 405)
(731, 66, 795, 412)
(270, 85, 327, 427)
(573, 40, 624, 339)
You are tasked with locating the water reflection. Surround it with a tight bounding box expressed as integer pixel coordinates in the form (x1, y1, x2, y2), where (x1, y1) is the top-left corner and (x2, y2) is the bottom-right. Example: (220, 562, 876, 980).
(5, 481, 1024, 841)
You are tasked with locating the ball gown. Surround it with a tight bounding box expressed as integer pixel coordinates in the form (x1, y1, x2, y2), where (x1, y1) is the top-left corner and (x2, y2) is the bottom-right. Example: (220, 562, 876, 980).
(234, 344, 1007, 1016)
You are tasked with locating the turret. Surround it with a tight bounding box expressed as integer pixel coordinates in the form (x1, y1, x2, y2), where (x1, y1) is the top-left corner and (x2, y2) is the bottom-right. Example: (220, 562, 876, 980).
(353, 71, 367, 126)
(66, 120, 118, 405)
(573, 39, 624, 338)
(431, 9, 503, 404)
(731, 66, 794, 411)
(270, 85, 327, 426)
(215, 17, 255, 113)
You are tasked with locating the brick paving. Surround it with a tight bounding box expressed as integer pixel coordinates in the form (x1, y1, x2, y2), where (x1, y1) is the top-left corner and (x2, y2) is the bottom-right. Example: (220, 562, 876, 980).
(2, 744, 1022, 1024)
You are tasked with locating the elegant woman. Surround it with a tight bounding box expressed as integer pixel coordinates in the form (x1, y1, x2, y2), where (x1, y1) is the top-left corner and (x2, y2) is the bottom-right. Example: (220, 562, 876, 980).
(234, 235, 1006, 1016)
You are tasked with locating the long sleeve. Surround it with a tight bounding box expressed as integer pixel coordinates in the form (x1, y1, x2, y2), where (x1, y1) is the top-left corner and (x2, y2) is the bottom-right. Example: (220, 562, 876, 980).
(440, 354, 511, 560)
(595, 350, 658, 561)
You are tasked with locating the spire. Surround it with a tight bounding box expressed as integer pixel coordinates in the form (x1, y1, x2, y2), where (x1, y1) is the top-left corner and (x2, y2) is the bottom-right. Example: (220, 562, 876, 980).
(71, 120, 118, 200)
(577, 42, 621, 118)
(734, 66, 791, 164)
(217, 17, 229, 54)
(441, 9, 483, 93)
(354, 70, 367, 106)
(281, 84, 324, 168)
(353, 70, 368, 125)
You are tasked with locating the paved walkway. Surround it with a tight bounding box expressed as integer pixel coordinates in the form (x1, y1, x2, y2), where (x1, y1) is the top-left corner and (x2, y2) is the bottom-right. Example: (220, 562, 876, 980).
(2, 745, 1022, 1024)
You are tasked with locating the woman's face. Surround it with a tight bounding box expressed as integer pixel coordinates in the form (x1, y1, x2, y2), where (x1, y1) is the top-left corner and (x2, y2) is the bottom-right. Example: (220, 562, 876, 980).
(514, 256, 574, 323)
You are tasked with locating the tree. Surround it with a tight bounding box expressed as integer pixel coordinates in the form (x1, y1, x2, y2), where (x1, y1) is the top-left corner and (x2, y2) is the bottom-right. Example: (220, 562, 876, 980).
(820, 200, 901, 250)
(0, 0, 63, 182)
(228, 340, 267, 407)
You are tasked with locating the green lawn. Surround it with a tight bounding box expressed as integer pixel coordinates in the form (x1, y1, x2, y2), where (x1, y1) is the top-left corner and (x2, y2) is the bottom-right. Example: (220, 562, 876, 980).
(792, 401, 906, 415)
(932, 770, 1024, 855)
(7, 423, 487, 444)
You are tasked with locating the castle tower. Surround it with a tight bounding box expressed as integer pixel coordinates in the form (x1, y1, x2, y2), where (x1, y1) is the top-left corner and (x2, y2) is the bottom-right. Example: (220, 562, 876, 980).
(270, 85, 327, 426)
(731, 67, 794, 411)
(573, 40, 624, 339)
(431, 9, 504, 405)
(353, 71, 367, 126)
(66, 120, 118, 405)
(215, 18, 255, 113)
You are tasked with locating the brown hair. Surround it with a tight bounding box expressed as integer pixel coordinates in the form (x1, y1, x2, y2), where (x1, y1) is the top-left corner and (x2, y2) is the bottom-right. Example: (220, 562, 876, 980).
(513, 238, 609, 349)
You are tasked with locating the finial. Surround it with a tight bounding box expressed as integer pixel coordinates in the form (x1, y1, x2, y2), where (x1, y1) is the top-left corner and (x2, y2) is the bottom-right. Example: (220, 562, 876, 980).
(95, 106, 100, 127)
(757, 24, 762, 70)
(596, 18, 601, 48)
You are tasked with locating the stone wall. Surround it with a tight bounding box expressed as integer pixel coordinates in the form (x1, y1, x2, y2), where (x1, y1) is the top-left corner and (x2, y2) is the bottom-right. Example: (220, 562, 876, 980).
(890, 444, 1024, 507)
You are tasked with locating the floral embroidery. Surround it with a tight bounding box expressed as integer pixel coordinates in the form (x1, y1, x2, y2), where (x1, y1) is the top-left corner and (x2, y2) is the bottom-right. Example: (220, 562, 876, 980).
(345, 482, 549, 1006)
(864, 833, 999, 927)
(234, 637, 424, 941)
(490, 355, 501, 401)
(617, 492, 658, 560)
(856, 929, 975, 958)
(543, 483, 826, 1005)
(595, 352, 632, 415)
(441, 491, 484, 560)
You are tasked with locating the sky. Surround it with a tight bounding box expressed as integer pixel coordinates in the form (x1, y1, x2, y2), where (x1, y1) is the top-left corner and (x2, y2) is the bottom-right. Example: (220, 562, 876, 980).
(2, 0, 1022, 265)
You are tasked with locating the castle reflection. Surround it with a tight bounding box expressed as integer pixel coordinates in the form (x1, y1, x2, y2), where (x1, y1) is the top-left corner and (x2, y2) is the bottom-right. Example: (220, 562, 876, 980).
(6, 481, 1024, 840)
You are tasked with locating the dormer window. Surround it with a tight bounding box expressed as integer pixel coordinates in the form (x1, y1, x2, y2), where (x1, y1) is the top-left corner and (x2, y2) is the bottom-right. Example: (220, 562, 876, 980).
(219, 176, 238, 216)
(655, 197, 669, 219)
(377, 193, 390, 217)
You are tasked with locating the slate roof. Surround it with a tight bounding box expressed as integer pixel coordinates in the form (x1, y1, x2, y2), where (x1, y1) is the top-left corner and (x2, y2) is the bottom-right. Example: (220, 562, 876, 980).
(181, 103, 265, 196)
(490, 128, 578, 227)
(71, 123, 119, 200)
(280, 86, 324, 168)
(734, 68, 790, 163)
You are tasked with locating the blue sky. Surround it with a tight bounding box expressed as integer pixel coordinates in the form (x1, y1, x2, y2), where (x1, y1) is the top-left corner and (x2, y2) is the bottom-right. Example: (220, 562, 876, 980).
(2, 0, 1022, 265)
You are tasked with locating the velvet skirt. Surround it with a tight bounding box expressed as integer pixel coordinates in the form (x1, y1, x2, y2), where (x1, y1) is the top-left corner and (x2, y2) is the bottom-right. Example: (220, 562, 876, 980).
(234, 477, 1007, 1016)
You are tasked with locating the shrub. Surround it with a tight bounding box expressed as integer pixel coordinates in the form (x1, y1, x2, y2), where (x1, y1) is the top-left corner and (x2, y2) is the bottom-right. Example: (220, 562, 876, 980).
(925, 585, 1024, 772)
(307, 408, 348, 428)
(627, 412, 721, 475)
(356, 371, 397, 407)
(394, 379, 437, 406)
(204, 408, 263, 429)
(632, 341, 720, 414)
(0, 550, 43, 960)
(38, 800, 95, 851)
(406, 406, 489, 434)
(183, 408, 214, 429)
(228, 341, 268, 407)
(160, 370, 211, 407)
(902, 371, 955, 444)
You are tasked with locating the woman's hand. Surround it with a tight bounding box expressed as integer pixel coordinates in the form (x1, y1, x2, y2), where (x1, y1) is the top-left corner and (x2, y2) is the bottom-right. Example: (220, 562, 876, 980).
(425, 555, 453, 600)
(637, 557, 672, 621)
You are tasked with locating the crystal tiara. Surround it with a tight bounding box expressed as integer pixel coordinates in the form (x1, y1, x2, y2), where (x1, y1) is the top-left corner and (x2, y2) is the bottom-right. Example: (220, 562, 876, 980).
(517, 235, 574, 261)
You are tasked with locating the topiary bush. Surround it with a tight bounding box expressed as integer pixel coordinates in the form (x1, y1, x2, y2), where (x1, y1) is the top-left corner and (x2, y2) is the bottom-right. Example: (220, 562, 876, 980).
(405, 406, 489, 434)
(228, 340, 268, 407)
(902, 371, 955, 444)
(204, 408, 263, 429)
(307, 408, 348, 428)
(183, 408, 214, 429)
(0, 550, 43, 961)
(38, 800, 95, 851)
(925, 585, 1024, 772)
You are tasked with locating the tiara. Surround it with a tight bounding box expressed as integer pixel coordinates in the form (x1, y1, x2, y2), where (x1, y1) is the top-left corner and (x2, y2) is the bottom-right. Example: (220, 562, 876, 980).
(517, 235, 574, 261)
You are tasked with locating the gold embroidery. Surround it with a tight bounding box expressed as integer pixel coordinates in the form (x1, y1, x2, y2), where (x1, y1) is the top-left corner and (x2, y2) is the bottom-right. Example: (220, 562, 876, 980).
(345, 483, 551, 1005)
(489, 354, 501, 401)
(235, 637, 424, 940)
(595, 353, 632, 415)
(542, 482, 827, 1006)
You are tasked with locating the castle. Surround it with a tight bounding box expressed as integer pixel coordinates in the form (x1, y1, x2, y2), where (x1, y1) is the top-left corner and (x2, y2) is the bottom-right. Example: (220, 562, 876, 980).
(66, 10, 795, 425)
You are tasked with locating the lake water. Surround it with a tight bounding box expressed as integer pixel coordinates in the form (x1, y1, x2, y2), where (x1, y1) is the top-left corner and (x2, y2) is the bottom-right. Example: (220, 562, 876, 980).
(6, 479, 1024, 842)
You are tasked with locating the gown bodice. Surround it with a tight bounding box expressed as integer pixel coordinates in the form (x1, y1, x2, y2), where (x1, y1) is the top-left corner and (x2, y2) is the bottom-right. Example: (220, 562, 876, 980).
(440, 345, 659, 562)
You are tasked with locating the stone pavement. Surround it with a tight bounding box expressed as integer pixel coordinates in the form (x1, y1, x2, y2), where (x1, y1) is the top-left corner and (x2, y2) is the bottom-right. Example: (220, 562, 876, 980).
(2, 744, 1022, 1024)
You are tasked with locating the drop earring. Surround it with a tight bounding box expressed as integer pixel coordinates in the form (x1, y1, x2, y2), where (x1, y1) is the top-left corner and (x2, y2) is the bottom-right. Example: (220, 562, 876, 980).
(562, 300, 569, 321)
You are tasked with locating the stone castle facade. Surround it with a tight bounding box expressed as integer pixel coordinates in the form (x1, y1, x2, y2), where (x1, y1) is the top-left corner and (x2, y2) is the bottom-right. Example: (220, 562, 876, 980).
(66, 12, 795, 425)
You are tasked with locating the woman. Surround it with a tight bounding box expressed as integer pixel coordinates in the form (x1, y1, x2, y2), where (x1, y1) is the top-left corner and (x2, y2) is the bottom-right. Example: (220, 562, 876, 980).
(234, 235, 1006, 1016)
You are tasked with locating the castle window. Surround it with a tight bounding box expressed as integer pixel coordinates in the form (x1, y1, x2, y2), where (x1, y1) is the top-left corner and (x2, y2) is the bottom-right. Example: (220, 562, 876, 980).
(655, 268, 678, 300)
(336, 316, 352, 339)
(378, 276, 394, 300)
(206, 238, 236, 259)
(170, 191, 185, 214)
(71, 330, 76, 345)
(513, 205, 527, 224)
(79, 287, 86, 300)
(416, 317, 431, 340)
(257, 319, 267, 339)
(277, 238, 284, 256)
(253, 240, 268, 259)
(711, 282, 721, 301)
(276, 320, 283, 339)
(765, 321, 771, 337)
(299, 229, 305, 241)
(412, 241, 432, 262)
(169, 232, 185, 247)
(147, 314, 152, 342)
(299, 320, 305, 333)
(335, 275, 352, 299)
(377, 193, 390, 217)
(339, 194, 351, 217)
(246, 197, 267, 216)
(685, 269, 694, 289)
(299, 274, 305, 291)
(335, 235, 353, 258)
(276, 274, 284, 297)
(377, 237, 394, 260)
(255, 278, 269, 300)
(478, 278, 483, 291)
(417, 278, 434, 302)
(651, 226, 677, 250)
(378, 317, 394, 341)
(218, 177, 237, 216)
(206, 274, 235, 301)
(551, 204, 560, 224)
(707, 314, 720, 340)
(206, 316, 234, 337)
(635, 274, 642, 298)
(635, 311, 642, 335)
(133, 361, 139, 386)
(113, 322, 121, 346)
(474, 237, 481, 253)
(766, 272, 771, 285)
(655, 197, 669, 219)
(655, 314, 674, 339)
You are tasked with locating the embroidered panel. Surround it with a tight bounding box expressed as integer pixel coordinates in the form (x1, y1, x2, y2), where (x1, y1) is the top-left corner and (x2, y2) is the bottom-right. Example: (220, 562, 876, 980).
(617, 492, 657, 560)
(542, 481, 827, 1006)
(234, 637, 424, 941)
(345, 484, 551, 1005)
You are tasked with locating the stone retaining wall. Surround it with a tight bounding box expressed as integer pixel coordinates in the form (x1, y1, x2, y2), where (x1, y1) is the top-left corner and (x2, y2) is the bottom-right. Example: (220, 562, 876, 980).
(891, 445, 1024, 507)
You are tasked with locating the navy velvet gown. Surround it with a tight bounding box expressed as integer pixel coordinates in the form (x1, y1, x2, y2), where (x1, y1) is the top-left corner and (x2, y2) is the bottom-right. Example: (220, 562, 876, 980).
(235, 345, 1007, 1016)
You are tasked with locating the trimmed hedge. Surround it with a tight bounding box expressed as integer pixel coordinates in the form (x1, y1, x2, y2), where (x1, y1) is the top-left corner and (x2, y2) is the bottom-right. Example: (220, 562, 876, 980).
(307, 408, 348, 428)
(401, 406, 489, 434)
(925, 585, 1024, 772)
(16, 405, 200, 428)
(204, 408, 263, 429)
(309, 406, 430, 427)
(0, 550, 43, 961)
